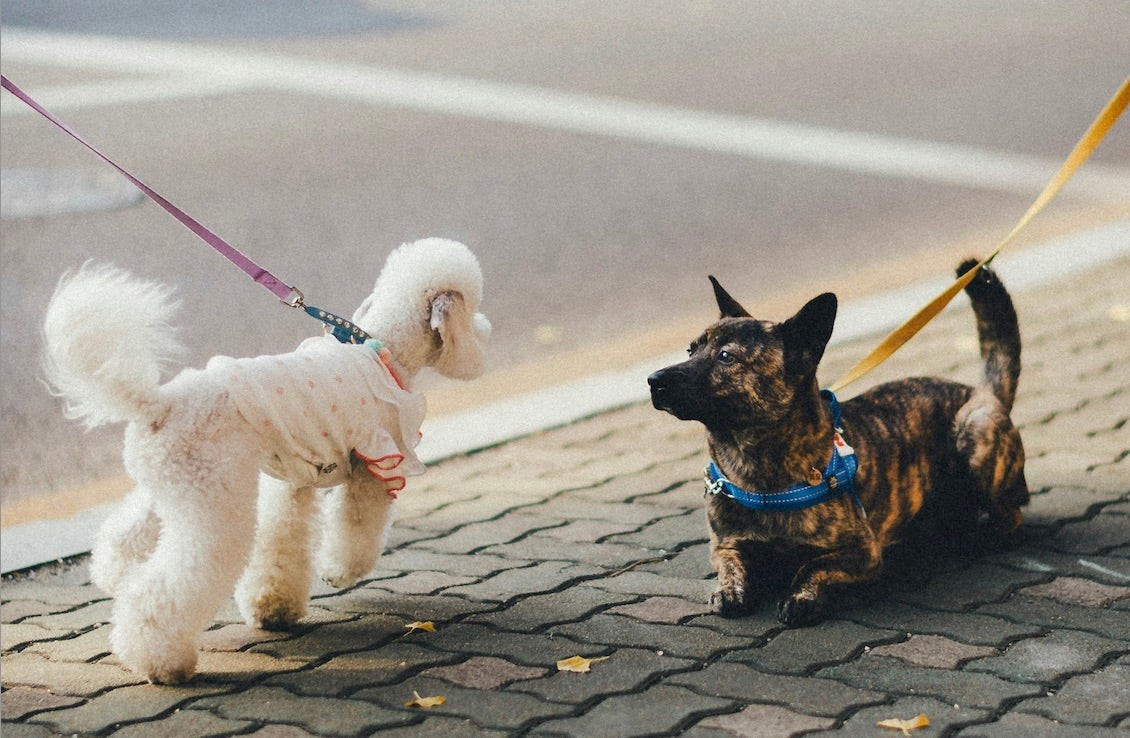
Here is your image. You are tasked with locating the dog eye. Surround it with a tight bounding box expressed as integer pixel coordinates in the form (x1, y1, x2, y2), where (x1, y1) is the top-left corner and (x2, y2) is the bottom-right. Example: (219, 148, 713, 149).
(717, 350, 736, 365)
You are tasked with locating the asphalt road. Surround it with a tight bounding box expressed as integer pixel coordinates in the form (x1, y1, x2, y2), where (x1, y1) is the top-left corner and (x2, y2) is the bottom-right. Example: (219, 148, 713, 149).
(2, 1, 1129, 506)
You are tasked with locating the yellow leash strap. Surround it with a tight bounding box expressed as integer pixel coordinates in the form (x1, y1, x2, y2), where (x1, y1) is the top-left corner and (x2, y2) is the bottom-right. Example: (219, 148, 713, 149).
(829, 76, 1130, 393)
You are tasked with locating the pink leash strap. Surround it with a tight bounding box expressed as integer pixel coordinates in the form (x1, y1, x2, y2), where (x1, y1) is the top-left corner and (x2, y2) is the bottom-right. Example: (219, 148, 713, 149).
(1, 75, 302, 306)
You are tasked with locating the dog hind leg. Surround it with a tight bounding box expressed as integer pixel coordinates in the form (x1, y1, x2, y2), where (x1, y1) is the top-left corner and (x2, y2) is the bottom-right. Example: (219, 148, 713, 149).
(235, 475, 316, 630)
(317, 475, 397, 588)
(110, 436, 259, 684)
(955, 392, 1028, 534)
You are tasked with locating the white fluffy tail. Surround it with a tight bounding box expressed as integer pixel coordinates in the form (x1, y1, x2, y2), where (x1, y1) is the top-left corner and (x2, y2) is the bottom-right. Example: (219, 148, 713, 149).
(43, 263, 183, 428)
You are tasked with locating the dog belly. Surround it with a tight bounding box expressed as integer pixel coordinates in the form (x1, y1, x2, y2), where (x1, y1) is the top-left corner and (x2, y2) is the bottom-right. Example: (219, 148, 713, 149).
(259, 447, 351, 488)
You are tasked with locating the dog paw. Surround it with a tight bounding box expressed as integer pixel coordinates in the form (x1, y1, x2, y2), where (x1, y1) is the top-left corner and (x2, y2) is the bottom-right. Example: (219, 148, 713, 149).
(320, 568, 365, 589)
(145, 662, 196, 685)
(777, 591, 827, 628)
(243, 602, 304, 631)
(116, 640, 197, 685)
(710, 586, 751, 618)
(235, 578, 308, 631)
(317, 551, 376, 589)
(255, 614, 301, 632)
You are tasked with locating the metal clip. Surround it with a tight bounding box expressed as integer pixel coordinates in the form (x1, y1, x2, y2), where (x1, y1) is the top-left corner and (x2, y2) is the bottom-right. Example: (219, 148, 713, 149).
(704, 469, 725, 496)
(282, 286, 305, 308)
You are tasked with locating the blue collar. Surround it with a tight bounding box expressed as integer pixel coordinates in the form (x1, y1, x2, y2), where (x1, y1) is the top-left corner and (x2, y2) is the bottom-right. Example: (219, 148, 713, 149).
(304, 305, 373, 344)
(704, 390, 863, 514)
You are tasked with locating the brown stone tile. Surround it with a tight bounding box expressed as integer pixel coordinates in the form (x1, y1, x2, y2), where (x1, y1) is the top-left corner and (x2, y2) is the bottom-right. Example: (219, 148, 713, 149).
(1019, 576, 1130, 608)
(868, 635, 998, 669)
(422, 655, 547, 690)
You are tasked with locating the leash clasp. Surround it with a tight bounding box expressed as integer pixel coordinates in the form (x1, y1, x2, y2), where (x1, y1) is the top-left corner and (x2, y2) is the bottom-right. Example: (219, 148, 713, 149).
(281, 286, 305, 308)
(703, 466, 725, 497)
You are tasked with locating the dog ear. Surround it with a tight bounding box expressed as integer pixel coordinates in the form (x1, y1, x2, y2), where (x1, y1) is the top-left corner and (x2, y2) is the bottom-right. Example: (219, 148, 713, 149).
(709, 276, 751, 318)
(780, 292, 837, 378)
(430, 291, 461, 331)
(429, 290, 491, 380)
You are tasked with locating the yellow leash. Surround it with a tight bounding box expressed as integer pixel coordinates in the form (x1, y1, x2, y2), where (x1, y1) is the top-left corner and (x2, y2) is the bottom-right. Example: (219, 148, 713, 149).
(829, 76, 1130, 393)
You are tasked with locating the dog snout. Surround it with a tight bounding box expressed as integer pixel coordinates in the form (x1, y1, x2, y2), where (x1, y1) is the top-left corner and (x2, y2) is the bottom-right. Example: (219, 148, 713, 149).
(649, 362, 711, 422)
(648, 368, 672, 395)
(648, 367, 681, 411)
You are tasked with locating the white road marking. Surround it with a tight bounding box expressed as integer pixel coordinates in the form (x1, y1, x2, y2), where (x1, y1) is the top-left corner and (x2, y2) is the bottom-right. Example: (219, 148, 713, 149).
(1078, 559, 1130, 582)
(1018, 558, 1054, 573)
(3, 30, 1129, 201)
(0, 75, 261, 112)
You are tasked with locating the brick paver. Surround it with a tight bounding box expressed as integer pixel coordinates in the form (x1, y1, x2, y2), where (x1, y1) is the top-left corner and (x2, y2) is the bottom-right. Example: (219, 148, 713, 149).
(3, 257, 1128, 736)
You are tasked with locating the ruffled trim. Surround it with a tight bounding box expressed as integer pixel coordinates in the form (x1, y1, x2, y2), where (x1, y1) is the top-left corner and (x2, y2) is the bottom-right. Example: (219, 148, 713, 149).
(352, 450, 408, 497)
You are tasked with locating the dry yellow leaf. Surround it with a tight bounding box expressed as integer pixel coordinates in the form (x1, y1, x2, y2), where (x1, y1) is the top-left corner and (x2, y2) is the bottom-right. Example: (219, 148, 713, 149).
(556, 655, 611, 673)
(877, 713, 930, 735)
(403, 621, 436, 636)
(405, 690, 446, 709)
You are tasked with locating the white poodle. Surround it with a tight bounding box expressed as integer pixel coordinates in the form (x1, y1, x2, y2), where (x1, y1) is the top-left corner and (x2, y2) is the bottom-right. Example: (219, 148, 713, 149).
(42, 238, 490, 683)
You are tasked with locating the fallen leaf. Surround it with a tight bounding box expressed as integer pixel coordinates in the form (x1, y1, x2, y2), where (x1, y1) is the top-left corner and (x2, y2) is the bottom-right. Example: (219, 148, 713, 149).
(405, 690, 446, 709)
(403, 621, 436, 636)
(877, 713, 930, 735)
(556, 655, 611, 673)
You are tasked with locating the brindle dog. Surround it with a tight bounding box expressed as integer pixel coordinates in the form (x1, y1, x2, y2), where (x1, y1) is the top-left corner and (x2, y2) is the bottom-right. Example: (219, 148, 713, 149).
(648, 260, 1028, 627)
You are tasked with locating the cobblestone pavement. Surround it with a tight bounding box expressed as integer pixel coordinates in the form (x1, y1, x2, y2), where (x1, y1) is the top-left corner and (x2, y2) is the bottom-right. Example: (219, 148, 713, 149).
(3, 258, 1128, 737)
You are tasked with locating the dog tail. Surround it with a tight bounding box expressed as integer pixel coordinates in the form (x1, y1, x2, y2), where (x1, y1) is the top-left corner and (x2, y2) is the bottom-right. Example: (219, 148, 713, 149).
(958, 259, 1021, 412)
(43, 263, 183, 428)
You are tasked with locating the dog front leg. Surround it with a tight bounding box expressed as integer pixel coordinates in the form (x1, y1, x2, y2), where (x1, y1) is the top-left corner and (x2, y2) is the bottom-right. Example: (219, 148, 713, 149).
(235, 474, 316, 630)
(779, 540, 882, 628)
(710, 541, 782, 617)
(316, 475, 396, 588)
(710, 543, 754, 617)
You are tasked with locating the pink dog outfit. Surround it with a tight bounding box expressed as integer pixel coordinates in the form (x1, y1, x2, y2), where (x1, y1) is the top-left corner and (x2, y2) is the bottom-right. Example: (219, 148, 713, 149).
(207, 335, 426, 489)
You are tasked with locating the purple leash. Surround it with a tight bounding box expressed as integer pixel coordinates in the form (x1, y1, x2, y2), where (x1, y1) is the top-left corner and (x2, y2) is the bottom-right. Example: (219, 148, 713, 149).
(1, 75, 380, 344)
(2, 75, 304, 305)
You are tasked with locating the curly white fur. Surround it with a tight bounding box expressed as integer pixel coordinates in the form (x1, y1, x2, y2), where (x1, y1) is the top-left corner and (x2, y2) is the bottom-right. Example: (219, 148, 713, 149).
(43, 238, 490, 683)
(43, 263, 183, 428)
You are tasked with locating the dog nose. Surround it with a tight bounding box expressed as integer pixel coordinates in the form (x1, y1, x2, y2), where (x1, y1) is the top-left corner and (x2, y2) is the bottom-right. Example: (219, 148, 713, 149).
(648, 368, 680, 413)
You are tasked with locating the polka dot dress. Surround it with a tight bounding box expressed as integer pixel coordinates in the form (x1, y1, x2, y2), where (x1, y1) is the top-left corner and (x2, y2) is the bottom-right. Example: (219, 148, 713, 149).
(207, 335, 426, 488)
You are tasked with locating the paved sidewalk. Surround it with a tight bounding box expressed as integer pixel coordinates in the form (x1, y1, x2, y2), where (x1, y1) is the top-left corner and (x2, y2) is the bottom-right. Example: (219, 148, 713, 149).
(3, 258, 1128, 737)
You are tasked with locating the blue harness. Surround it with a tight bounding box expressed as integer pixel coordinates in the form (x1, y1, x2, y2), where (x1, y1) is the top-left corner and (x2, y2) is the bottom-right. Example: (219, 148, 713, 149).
(705, 390, 863, 514)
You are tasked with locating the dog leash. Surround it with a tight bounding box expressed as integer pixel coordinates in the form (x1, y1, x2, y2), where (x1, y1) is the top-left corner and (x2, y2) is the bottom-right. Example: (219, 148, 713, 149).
(828, 75, 1130, 393)
(1, 74, 374, 347)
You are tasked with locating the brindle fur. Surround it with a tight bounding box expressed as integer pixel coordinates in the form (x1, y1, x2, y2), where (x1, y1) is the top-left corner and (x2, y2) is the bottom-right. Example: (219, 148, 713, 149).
(648, 261, 1028, 627)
